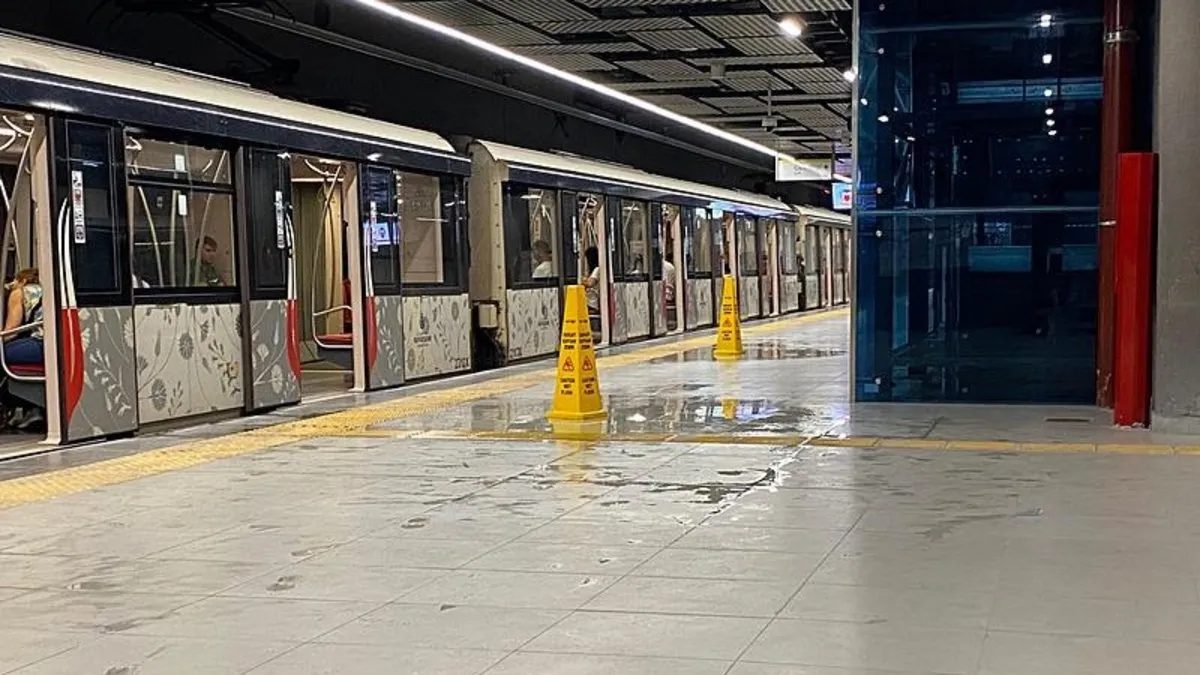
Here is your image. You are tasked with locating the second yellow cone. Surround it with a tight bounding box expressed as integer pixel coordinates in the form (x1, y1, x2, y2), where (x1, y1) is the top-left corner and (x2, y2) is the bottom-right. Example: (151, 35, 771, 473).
(714, 275, 744, 360)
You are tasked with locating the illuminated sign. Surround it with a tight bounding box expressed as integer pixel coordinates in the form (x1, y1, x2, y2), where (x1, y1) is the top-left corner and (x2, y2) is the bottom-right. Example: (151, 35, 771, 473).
(832, 183, 853, 211)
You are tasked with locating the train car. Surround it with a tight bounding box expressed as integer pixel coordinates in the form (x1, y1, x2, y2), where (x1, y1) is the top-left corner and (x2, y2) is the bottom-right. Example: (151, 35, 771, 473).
(795, 205, 852, 310)
(464, 141, 798, 365)
(0, 32, 473, 449)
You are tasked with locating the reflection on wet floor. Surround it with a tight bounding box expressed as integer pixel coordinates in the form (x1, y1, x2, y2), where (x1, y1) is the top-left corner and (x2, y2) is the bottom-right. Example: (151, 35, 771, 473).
(382, 331, 851, 438)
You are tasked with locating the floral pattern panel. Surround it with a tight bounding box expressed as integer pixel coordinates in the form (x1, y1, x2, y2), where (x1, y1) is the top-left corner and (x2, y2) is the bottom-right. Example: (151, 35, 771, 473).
(505, 287, 559, 362)
(651, 280, 668, 336)
(685, 279, 714, 330)
(781, 275, 802, 313)
(135, 303, 242, 425)
(403, 294, 471, 380)
(610, 285, 628, 345)
(739, 276, 761, 320)
(618, 282, 651, 340)
(370, 294, 406, 389)
(249, 299, 300, 409)
(68, 306, 137, 441)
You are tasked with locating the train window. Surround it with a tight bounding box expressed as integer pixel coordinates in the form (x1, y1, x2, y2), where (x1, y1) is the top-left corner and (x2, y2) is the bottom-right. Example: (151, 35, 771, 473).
(362, 165, 400, 293)
(617, 199, 649, 279)
(738, 215, 760, 275)
(128, 187, 236, 289)
(398, 171, 462, 289)
(59, 121, 126, 299)
(503, 184, 559, 287)
(126, 135, 237, 291)
(683, 207, 712, 277)
(126, 138, 231, 186)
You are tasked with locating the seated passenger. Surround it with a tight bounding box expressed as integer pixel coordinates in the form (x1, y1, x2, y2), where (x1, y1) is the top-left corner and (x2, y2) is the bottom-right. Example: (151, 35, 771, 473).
(531, 240, 555, 279)
(3, 268, 44, 430)
(191, 236, 226, 287)
(3, 267, 43, 366)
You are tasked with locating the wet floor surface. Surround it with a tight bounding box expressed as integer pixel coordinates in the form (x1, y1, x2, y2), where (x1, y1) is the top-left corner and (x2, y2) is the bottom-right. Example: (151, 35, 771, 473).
(3, 312, 1200, 673)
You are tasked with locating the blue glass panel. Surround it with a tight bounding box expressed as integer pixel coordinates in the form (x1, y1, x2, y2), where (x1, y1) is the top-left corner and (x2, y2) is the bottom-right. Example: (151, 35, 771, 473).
(854, 1, 1103, 403)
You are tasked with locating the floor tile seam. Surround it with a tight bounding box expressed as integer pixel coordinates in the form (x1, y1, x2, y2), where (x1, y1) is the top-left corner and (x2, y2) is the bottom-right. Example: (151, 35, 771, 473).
(493, 646, 735, 664)
(0, 641, 87, 675)
(720, 499, 867, 673)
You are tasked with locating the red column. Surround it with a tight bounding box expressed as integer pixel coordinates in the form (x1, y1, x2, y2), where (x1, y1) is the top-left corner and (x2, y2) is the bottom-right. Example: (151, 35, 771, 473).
(1113, 153, 1155, 427)
(1096, 0, 1138, 407)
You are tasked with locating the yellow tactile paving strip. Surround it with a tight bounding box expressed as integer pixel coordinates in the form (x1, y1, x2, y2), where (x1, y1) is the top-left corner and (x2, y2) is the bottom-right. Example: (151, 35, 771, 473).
(0, 310, 842, 509)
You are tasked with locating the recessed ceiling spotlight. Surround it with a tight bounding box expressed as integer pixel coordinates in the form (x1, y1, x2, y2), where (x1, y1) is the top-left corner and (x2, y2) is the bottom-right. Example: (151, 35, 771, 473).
(1039, 13, 1053, 28)
(779, 16, 804, 38)
(1042, 53, 1054, 65)
(842, 68, 857, 83)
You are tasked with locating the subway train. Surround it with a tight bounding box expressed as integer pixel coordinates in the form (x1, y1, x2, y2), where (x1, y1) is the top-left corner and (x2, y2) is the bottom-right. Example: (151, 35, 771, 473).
(0, 31, 850, 448)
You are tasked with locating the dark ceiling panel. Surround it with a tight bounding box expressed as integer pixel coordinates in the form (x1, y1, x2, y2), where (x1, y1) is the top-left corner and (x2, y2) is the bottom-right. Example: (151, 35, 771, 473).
(334, 0, 851, 156)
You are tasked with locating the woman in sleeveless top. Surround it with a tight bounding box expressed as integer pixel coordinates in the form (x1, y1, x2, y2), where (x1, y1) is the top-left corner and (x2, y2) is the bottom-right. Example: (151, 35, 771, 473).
(4, 267, 43, 365)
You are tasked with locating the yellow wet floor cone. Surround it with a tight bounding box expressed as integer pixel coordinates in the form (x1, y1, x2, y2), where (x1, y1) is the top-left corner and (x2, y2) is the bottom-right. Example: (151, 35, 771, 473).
(548, 285, 607, 421)
(713, 275, 744, 360)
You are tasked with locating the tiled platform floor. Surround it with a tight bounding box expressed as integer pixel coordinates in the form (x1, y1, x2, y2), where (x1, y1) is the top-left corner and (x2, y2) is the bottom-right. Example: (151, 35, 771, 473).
(2, 312, 1200, 673)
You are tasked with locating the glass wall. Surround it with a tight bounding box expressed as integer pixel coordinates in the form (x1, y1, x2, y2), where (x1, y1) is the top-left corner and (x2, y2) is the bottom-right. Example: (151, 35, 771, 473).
(855, 0, 1102, 402)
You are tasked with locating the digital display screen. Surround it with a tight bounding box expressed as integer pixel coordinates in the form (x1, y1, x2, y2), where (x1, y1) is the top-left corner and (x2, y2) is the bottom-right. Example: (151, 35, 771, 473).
(832, 183, 853, 211)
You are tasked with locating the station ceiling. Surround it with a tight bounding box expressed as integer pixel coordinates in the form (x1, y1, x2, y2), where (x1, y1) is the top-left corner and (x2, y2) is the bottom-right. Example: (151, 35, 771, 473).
(3, 0, 851, 203)
(369, 0, 854, 159)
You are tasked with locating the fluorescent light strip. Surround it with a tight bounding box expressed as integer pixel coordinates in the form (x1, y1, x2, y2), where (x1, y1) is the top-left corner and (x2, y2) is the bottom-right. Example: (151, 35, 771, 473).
(346, 0, 811, 166)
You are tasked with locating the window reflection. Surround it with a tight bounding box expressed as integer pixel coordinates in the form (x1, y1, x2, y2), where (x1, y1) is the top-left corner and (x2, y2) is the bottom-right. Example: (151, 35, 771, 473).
(126, 135, 236, 290)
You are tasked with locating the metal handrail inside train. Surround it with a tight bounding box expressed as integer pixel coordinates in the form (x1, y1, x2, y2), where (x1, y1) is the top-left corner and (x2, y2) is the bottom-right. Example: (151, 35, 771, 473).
(302, 158, 352, 353)
(0, 119, 45, 389)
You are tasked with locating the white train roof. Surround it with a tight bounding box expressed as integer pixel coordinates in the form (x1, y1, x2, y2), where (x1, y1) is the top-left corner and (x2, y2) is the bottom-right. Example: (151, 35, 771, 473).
(475, 140, 795, 216)
(794, 204, 852, 225)
(0, 32, 456, 155)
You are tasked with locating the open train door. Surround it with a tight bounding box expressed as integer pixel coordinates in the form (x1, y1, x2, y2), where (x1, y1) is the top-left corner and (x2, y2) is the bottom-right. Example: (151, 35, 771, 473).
(238, 148, 301, 412)
(46, 119, 138, 444)
(357, 164, 405, 390)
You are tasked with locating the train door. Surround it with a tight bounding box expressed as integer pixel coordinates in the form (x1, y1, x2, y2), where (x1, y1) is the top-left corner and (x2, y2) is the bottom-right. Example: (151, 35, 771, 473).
(290, 155, 358, 396)
(0, 109, 54, 448)
(654, 203, 682, 335)
(736, 214, 761, 321)
(359, 164, 404, 389)
(45, 119, 137, 444)
(240, 148, 301, 411)
(764, 218, 779, 317)
(613, 197, 651, 342)
(823, 226, 834, 306)
(559, 190, 578, 289)
(574, 192, 606, 346)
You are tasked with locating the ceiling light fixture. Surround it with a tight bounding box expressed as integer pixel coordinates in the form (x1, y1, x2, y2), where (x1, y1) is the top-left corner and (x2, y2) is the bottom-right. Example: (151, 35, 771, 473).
(1048, 129, 1058, 136)
(1039, 13, 1053, 28)
(1042, 53, 1054, 65)
(842, 68, 857, 83)
(779, 17, 805, 38)
(1044, 88, 1054, 97)
(1045, 107, 1054, 115)
(345, 0, 824, 172)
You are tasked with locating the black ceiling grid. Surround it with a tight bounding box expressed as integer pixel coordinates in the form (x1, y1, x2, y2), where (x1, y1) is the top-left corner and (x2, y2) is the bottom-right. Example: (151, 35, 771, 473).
(391, 0, 854, 159)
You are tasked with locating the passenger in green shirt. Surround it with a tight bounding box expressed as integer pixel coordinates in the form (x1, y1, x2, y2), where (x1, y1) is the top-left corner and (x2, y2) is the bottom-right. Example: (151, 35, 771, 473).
(194, 236, 226, 287)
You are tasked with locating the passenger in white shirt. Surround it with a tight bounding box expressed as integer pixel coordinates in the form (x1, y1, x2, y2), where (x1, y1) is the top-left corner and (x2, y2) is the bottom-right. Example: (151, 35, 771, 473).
(662, 253, 677, 303)
(531, 240, 555, 279)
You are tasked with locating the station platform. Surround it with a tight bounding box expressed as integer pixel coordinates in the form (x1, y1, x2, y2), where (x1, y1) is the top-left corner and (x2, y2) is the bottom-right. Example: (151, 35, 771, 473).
(2, 310, 1200, 674)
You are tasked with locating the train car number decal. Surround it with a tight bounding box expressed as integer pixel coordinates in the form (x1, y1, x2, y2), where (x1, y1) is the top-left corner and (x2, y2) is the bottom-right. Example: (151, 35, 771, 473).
(274, 190, 285, 249)
(71, 170, 86, 244)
